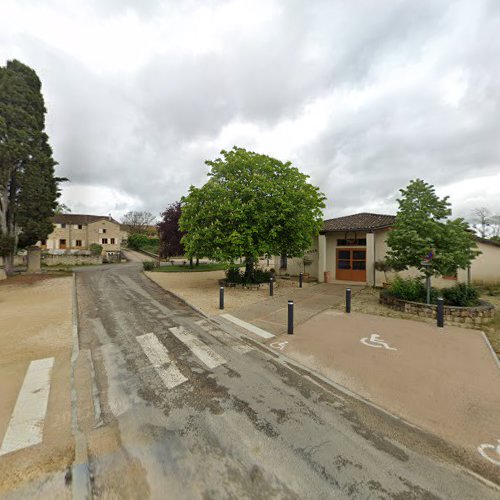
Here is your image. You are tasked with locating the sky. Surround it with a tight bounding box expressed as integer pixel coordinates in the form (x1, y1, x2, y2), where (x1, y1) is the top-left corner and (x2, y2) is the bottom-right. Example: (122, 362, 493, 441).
(1, 0, 500, 223)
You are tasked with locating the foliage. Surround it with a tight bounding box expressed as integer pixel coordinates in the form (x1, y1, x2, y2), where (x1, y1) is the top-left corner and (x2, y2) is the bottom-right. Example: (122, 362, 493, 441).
(54, 203, 71, 214)
(180, 147, 325, 280)
(0, 60, 61, 273)
(224, 265, 273, 284)
(127, 233, 151, 250)
(0, 234, 15, 257)
(441, 283, 480, 307)
(388, 277, 429, 302)
(121, 211, 156, 235)
(387, 276, 480, 307)
(386, 179, 479, 278)
(154, 262, 231, 273)
(89, 243, 102, 256)
(143, 260, 159, 271)
(158, 201, 184, 258)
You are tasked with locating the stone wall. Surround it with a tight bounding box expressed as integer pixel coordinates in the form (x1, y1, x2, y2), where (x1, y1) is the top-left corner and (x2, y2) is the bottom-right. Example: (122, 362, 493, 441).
(42, 254, 102, 266)
(379, 292, 495, 326)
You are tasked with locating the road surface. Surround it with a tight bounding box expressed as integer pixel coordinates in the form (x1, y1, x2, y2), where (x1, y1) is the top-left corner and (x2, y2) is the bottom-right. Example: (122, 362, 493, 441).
(70, 262, 498, 498)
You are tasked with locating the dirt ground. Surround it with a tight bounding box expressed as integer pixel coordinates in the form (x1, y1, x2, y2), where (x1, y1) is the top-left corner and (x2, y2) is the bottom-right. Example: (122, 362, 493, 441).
(0, 274, 74, 497)
(145, 270, 312, 317)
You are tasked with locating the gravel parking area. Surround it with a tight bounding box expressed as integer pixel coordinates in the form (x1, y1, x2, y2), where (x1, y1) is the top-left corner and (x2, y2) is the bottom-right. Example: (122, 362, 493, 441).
(145, 270, 311, 316)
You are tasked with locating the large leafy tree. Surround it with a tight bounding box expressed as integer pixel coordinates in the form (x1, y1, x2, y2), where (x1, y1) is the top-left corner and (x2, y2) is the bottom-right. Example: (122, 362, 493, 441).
(180, 147, 325, 277)
(158, 201, 184, 258)
(0, 60, 60, 274)
(386, 179, 479, 277)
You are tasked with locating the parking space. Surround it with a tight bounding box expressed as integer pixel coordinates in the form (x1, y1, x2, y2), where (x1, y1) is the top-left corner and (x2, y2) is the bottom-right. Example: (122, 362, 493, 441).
(266, 310, 500, 463)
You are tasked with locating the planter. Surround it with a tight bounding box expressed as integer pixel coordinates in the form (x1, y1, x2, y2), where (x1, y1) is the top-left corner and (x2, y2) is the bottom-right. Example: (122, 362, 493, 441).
(379, 291, 495, 326)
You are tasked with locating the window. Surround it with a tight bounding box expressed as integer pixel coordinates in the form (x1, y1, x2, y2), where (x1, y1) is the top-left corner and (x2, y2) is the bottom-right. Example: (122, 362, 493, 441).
(279, 254, 288, 269)
(101, 238, 108, 244)
(103, 228, 107, 234)
(61, 223, 66, 229)
(337, 238, 367, 246)
(110, 238, 115, 244)
(75, 240, 82, 247)
(78, 224, 83, 229)
(59, 239, 67, 249)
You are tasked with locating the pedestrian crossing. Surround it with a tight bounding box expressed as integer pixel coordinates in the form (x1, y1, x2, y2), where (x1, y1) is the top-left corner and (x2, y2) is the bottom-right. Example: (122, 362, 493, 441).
(0, 357, 54, 457)
(0, 322, 252, 457)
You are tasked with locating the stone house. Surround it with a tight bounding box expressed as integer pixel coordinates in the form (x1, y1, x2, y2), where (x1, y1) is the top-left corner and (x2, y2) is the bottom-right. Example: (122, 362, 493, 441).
(275, 212, 500, 286)
(40, 214, 122, 257)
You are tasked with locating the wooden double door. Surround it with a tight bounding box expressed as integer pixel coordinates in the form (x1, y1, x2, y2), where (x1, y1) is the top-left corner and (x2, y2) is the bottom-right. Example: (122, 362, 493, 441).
(336, 248, 366, 282)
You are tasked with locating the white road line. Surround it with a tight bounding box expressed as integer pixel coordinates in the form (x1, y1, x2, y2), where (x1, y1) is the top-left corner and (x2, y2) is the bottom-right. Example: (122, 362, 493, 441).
(195, 320, 253, 354)
(136, 333, 188, 390)
(220, 314, 275, 339)
(169, 326, 227, 369)
(0, 357, 54, 456)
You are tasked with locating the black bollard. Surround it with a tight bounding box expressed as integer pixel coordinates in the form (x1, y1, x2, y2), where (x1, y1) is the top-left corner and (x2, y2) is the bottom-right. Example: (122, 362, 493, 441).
(346, 288, 351, 313)
(437, 297, 444, 328)
(269, 277, 274, 296)
(219, 286, 224, 310)
(287, 300, 294, 335)
(299, 273, 303, 288)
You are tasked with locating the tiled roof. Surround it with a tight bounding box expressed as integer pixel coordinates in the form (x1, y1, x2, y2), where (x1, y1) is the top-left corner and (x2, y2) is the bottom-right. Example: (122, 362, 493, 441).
(323, 213, 396, 232)
(52, 214, 120, 225)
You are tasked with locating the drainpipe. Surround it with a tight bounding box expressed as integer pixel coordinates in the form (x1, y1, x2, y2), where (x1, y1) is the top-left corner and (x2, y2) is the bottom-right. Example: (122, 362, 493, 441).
(372, 231, 376, 286)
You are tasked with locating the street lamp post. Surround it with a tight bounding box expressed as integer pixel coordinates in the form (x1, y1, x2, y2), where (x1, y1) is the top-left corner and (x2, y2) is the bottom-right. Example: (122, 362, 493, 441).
(421, 260, 432, 305)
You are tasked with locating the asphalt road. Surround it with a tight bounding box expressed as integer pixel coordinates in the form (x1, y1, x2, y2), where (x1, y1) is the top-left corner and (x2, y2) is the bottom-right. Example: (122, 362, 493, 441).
(73, 262, 499, 499)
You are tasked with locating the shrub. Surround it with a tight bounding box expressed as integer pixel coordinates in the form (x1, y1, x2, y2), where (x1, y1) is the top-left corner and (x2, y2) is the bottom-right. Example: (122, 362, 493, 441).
(143, 260, 159, 271)
(89, 243, 102, 256)
(224, 266, 272, 284)
(389, 277, 427, 302)
(441, 283, 480, 307)
(128, 233, 150, 250)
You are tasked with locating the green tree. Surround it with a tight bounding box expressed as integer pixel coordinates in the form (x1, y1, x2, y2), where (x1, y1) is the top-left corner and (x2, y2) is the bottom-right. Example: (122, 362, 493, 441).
(180, 147, 325, 279)
(0, 60, 61, 273)
(386, 179, 479, 277)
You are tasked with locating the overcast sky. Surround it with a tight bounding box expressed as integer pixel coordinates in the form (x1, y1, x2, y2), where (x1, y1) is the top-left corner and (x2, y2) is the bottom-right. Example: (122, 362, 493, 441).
(1, 0, 500, 222)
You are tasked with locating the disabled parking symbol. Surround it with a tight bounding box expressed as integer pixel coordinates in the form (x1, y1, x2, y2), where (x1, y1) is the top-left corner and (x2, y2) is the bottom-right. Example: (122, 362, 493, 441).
(360, 334, 397, 351)
(478, 440, 500, 466)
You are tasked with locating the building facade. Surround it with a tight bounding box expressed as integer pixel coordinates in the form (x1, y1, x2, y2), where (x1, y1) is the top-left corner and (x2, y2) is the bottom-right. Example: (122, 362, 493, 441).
(41, 214, 122, 256)
(275, 213, 500, 286)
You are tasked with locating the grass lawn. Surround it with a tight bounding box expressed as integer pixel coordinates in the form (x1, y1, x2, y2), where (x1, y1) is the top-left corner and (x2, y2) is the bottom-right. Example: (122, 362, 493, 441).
(153, 262, 231, 272)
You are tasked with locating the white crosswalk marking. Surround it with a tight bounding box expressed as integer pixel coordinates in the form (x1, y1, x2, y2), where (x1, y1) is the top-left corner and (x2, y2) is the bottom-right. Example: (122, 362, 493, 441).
(195, 320, 253, 354)
(169, 326, 227, 369)
(0, 357, 54, 456)
(136, 333, 188, 390)
(220, 314, 275, 339)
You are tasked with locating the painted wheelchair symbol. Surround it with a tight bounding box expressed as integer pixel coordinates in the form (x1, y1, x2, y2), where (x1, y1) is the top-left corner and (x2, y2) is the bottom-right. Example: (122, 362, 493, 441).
(360, 334, 397, 351)
(478, 440, 500, 466)
(270, 341, 288, 351)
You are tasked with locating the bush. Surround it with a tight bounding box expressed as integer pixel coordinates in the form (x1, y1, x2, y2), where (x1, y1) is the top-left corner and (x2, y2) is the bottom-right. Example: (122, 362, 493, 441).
(128, 233, 150, 250)
(89, 243, 102, 256)
(143, 260, 159, 271)
(224, 266, 273, 284)
(441, 283, 480, 307)
(389, 277, 426, 302)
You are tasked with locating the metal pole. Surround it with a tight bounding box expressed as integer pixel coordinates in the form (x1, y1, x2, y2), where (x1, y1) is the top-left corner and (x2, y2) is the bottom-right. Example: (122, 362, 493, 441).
(299, 272, 303, 288)
(437, 297, 444, 328)
(287, 300, 294, 335)
(219, 286, 224, 310)
(269, 277, 274, 296)
(346, 288, 351, 313)
(426, 274, 431, 305)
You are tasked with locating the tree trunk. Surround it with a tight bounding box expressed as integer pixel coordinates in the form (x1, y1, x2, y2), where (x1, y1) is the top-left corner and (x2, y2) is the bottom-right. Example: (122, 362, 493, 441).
(196, 257, 199, 266)
(189, 257, 193, 269)
(245, 256, 254, 282)
(4, 253, 14, 275)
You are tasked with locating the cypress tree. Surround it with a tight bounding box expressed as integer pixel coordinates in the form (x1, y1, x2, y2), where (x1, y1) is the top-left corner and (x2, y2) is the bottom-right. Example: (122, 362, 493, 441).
(0, 59, 61, 274)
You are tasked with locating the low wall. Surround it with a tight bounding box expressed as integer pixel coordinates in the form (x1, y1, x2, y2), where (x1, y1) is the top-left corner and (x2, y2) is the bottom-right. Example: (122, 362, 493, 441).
(42, 254, 102, 266)
(379, 292, 495, 326)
